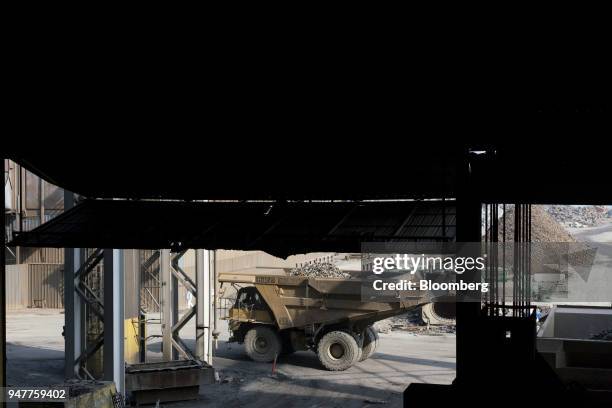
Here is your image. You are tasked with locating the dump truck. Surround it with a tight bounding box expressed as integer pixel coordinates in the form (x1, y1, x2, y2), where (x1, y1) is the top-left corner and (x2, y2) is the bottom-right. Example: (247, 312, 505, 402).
(219, 273, 429, 371)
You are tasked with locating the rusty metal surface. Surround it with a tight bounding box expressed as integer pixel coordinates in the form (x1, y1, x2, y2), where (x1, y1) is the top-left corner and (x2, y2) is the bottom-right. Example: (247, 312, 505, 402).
(126, 360, 215, 392)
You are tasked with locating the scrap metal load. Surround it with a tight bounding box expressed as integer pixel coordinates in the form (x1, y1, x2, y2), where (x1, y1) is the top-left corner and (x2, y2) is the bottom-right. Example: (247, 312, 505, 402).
(219, 273, 427, 371)
(546, 205, 610, 228)
(288, 262, 352, 279)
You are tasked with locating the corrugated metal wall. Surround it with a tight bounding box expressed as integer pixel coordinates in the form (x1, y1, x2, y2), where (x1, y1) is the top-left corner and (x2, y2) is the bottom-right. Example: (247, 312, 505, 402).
(18, 247, 64, 264)
(6, 264, 29, 310)
(28, 263, 64, 308)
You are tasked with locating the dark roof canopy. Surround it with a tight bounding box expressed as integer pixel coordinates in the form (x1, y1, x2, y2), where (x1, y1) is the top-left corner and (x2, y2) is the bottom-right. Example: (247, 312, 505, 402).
(9, 199, 456, 258)
(14, 153, 458, 201)
(12, 127, 612, 204)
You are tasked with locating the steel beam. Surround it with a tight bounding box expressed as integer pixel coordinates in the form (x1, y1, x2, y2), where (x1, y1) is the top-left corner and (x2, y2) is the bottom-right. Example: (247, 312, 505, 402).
(455, 161, 483, 386)
(196, 249, 212, 364)
(103, 249, 124, 393)
(1, 159, 6, 387)
(209, 250, 215, 363)
(161, 249, 173, 361)
(172, 258, 179, 361)
(124, 249, 141, 364)
(64, 191, 84, 379)
(212, 250, 220, 347)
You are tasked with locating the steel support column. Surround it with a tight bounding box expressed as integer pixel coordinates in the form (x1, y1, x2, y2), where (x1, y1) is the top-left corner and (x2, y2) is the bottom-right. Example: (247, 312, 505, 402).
(209, 250, 216, 361)
(172, 258, 179, 359)
(161, 249, 174, 361)
(212, 250, 219, 348)
(64, 191, 84, 379)
(195, 249, 212, 364)
(1, 159, 6, 388)
(103, 249, 124, 393)
(124, 249, 141, 364)
(455, 157, 483, 386)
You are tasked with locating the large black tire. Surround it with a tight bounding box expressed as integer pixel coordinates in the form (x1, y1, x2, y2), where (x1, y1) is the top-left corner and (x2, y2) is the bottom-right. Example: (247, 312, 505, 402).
(244, 326, 282, 363)
(359, 326, 379, 361)
(317, 331, 361, 371)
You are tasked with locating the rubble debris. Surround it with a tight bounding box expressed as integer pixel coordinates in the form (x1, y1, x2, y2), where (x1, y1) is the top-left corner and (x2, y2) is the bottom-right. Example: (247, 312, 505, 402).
(373, 320, 393, 334)
(288, 262, 351, 279)
(373, 307, 456, 335)
(546, 205, 609, 228)
(590, 328, 612, 341)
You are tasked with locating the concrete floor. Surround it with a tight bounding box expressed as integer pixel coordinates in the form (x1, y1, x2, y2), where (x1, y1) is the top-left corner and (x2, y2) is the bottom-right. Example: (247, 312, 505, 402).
(6, 309, 456, 407)
(193, 331, 455, 408)
(6, 308, 65, 387)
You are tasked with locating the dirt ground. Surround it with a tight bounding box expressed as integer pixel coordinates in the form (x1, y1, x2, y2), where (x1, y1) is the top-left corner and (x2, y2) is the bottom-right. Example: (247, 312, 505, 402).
(6, 309, 455, 407)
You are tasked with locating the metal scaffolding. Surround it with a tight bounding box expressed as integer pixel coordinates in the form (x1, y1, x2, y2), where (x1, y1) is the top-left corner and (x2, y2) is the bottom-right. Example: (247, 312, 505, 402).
(63, 191, 125, 392)
(160, 249, 214, 365)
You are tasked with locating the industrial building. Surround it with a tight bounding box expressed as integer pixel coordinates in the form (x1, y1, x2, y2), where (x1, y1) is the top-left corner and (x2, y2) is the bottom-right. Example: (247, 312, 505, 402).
(2, 138, 611, 407)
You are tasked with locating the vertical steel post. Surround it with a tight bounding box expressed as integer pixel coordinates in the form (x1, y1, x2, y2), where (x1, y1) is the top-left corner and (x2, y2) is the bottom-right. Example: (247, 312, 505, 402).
(15, 164, 21, 263)
(64, 191, 83, 378)
(1, 158, 6, 387)
(211, 250, 219, 358)
(195, 249, 211, 363)
(172, 256, 178, 361)
(123, 249, 141, 364)
(209, 250, 215, 364)
(455, 157, 483, 385)
(161, 249, 173, 361)
(39, 177, 45, 225)
(103, 249, 124, 393)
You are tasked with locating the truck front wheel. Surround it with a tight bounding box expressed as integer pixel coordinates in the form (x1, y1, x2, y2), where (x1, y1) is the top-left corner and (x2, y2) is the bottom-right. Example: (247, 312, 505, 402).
(317, 331, 360, 371)
(244, 326, 282, 363)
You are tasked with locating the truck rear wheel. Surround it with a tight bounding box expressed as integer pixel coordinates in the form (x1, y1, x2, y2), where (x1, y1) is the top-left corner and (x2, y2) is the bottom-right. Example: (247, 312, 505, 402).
(244, 326, 281, 363)
(359, 326, 379, 361)
(317, 331, 360, 371)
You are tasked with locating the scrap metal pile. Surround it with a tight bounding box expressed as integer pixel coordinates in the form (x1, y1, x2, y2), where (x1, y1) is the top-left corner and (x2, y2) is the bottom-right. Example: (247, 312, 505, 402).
(498, 205, 576, 243)
(546, 205, 609, 228)
(288, 262, 352, 279)
(374, 308, 456, 335)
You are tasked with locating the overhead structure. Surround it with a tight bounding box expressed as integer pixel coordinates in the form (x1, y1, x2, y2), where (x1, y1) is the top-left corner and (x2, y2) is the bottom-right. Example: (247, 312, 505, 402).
(5, 136, 612, 404)
(9, 199, 456, 257)
(12, 136, 612, 204)
(13, 155, 458, 201)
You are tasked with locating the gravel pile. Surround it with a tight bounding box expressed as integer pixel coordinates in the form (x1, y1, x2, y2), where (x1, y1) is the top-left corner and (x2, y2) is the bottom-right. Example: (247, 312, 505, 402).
(497, 205, 576, 243)
(546, 205, 608, 228)
(288, 262, 352, 279)
(494, 206, 599, 277)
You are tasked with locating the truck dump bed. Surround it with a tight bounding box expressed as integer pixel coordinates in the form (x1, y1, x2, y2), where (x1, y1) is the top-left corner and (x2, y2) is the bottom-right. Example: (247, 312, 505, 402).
(219, 273, 427, 330)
